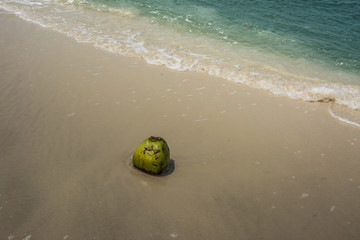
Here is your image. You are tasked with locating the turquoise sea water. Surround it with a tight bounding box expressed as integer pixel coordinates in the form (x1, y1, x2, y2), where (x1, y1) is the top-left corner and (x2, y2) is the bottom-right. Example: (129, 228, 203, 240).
(1, 0, 360, 109)
(98, 0, 360, 73)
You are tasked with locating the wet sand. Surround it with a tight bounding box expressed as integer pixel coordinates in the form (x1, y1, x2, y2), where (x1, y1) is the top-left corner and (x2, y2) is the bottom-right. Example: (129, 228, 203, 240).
(1, 11, 360, 240)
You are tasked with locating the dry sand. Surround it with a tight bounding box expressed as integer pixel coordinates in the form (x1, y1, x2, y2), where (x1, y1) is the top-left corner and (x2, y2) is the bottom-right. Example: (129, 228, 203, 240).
(1, 10, 360, 240)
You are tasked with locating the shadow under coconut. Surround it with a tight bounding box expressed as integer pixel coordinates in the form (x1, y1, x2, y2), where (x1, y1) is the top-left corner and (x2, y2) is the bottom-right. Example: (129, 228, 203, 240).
(157, 159, 175, 176)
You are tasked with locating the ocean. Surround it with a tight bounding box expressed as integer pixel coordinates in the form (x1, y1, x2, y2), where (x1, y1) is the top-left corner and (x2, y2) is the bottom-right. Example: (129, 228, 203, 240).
(1, 0, 360, 110)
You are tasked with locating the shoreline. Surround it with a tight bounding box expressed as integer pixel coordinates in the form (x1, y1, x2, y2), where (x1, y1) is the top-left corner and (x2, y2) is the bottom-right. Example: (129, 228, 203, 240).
(1, 11, 360, 240)
(1, 2, 360, 111)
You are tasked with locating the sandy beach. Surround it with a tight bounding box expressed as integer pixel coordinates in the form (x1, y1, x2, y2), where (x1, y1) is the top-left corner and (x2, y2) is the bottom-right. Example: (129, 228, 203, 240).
(1, 10, 360, 240)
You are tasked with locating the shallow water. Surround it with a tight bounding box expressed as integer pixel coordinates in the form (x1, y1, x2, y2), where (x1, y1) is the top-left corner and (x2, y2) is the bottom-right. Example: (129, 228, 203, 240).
(1, 0, 360, 109)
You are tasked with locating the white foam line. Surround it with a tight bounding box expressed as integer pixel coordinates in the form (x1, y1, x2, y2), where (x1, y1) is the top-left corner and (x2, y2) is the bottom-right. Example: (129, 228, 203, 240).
(328, 105, 360, 128)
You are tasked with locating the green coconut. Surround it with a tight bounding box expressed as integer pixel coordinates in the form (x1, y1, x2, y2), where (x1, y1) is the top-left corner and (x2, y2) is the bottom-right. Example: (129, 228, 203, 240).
(132, 136, 170, 175)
